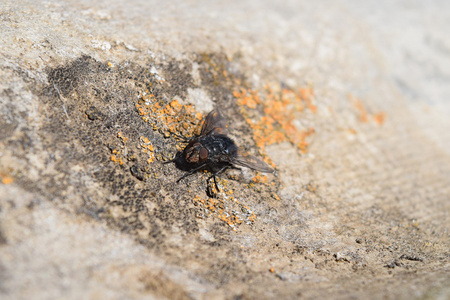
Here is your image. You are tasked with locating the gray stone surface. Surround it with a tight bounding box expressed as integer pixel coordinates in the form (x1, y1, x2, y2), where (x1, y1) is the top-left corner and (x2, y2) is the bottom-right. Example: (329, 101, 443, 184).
(1, 0, 449, 299)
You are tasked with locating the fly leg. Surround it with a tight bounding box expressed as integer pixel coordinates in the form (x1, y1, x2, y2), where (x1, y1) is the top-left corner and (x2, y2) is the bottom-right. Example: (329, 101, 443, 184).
(176, 163, 208, 183)
(207, 165, 229, 191)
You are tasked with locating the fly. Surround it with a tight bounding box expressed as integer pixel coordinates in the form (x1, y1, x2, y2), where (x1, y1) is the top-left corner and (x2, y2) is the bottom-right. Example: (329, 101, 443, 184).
(165, 109, 274, 191)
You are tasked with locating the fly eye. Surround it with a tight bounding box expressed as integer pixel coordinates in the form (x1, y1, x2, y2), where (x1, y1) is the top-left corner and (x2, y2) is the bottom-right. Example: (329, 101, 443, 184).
(199, 147, 208, 161)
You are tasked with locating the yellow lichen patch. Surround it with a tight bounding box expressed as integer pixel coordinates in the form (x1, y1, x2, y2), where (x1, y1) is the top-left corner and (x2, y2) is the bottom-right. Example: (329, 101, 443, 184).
(373, 112, 386, 125)
(351, 96, 369, 123)
(1, 175, 14, 184)
(234, 83, 316, 155)
(246, 116, 285, 153)
(348, 94, 387, 125)
(138, 136, 155, 164)
(109, 132, 131, 166)
(117, 131, 128, 143)
(110, 154, 124, 165)
(194, 196, 220, 213)
(136, 93, 202, 140)
(218, 212, 243, 231)
(299, 86, 317, 113)
(233, 88, 261, 109)
(192, 183, 258, 230)
(348, 128, 357, 135)
(272, 194, 281, 201)
(252, 173, 269, 184)
(305, 181, 319, 193)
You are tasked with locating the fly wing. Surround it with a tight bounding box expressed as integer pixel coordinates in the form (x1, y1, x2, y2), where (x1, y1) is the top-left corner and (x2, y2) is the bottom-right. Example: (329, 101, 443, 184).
(200, 109, 228, 136)
(231, 152, 274, 173)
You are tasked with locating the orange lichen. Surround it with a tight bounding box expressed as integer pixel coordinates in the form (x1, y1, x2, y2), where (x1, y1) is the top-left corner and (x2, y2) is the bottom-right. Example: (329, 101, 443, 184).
(109, 132, 131, 166)
(305, 181, 318, 193)
(117, 132, 128, 143)
(243, 205, 257, 222)
(110, 155, 124, 165)
(234, 84, 316, 155)
(192, 188, 257, 230)
(348, 94, 387, 125)
(353, 98, 369, 123)
(139, 136, 155, 163)
(136, 94, 202, 139)
(234, 88, 261, 109)
(373, 112, 386, 125)
(299, 86, 317, 113)
(252, 173, 269, 184)
(218, 212, 242, 231)
(2, 176, 14, 184)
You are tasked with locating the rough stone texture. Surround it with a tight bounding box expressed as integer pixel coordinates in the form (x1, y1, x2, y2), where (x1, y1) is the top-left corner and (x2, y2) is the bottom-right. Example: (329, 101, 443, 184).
(1, 0, 449, 299)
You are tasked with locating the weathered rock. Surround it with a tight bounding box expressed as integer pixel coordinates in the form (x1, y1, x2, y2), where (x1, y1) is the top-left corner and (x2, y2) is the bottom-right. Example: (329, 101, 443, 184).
(1, 1, 449, 299)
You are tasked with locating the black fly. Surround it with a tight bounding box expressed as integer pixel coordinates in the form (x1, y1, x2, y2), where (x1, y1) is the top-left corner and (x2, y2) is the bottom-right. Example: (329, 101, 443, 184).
(165, 109, 273, 191)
